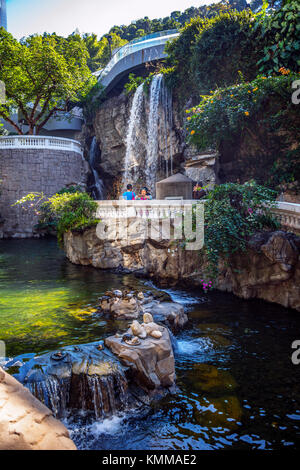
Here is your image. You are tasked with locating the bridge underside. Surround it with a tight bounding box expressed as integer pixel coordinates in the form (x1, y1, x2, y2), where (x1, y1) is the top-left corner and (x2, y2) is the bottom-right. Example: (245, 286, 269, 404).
(101, 44, 167, 97)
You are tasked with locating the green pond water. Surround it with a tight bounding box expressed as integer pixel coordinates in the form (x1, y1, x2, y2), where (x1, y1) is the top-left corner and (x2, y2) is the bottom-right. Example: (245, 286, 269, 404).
(1, 237, 300, 450)
(0, 238, 147, 357)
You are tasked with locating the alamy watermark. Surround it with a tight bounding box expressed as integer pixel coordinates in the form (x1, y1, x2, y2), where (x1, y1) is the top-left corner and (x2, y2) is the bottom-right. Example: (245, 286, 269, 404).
(95, 201, 205, 250)
(291, 340, 300, 365)
(292, 80, 300, 105)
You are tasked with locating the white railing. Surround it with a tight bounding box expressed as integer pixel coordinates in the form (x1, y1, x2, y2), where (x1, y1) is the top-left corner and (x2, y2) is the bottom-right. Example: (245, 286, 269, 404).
(96, 200, 202, 220)
(96, 200, 300, 233)
(0, 135, 83, 156)
(273, 201, 300, 233)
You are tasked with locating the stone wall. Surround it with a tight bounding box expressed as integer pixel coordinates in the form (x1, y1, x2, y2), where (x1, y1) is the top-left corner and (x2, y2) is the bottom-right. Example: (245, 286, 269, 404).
(0, 148, 89, 238)
(64, 225, 300, 312)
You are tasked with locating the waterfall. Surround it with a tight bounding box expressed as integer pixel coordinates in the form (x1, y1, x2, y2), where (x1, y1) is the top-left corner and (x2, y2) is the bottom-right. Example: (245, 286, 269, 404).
(27, 371, 129, 420)
(145, 74, 163, 193)
(123, 83, 144, 188)
(27, 376, 71, 418)
(160, 82, 173, 178)
(123, 74, 174, 194)
(89, 137, 105, 200)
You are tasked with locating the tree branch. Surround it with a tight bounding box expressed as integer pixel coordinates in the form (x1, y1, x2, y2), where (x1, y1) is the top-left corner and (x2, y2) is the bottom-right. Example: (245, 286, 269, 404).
(0, 110, 23, 135)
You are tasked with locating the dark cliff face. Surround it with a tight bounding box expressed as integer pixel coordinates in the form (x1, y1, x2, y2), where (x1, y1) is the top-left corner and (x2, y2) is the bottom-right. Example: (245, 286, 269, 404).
(79, 86, 299, 201)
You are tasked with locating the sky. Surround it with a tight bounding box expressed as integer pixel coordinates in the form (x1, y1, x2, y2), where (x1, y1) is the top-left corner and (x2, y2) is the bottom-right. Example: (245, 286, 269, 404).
(7, 0, 219, 39)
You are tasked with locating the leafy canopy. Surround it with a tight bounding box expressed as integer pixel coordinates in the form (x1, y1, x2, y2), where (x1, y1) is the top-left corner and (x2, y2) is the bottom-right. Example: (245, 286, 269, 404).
(0, 29, 94, 135)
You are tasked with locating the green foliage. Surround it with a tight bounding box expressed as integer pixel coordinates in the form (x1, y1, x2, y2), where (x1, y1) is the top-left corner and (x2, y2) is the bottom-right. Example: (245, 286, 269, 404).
(268, 147, 300, 194)
(256, 0, 300, 74)
(14, 191, 99, 245)
(165, 10, 261, 101)
(186, 73, 298, 150)
(203, 181, 279, 278)
(124, 73, 145, 95)
(0, 30, 93, 135)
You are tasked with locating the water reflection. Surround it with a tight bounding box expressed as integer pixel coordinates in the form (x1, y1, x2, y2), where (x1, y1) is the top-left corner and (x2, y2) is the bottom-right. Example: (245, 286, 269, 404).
(1, 238, 300, 450)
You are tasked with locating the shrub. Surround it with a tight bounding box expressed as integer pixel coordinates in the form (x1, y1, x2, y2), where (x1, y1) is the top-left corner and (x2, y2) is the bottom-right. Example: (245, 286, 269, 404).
(256, 0, 300, 75)
(165, 10, 260, 101)
(14, 191, 99, 245)
(203, 181, 279, 278)
(186, 73, 299, 150)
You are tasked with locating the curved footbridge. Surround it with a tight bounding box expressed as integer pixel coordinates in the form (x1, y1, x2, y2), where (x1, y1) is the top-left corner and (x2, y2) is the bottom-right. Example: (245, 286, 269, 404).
(96, 30, 179, 94)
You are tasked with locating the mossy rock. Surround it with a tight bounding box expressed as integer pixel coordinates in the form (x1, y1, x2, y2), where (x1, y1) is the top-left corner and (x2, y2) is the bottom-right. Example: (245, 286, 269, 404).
(185, 363, 237, 394)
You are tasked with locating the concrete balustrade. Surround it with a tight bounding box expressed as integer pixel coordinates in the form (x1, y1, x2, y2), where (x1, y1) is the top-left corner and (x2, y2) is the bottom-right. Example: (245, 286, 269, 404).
(0, 135, 83, 156)
(96, 200, 300, 234)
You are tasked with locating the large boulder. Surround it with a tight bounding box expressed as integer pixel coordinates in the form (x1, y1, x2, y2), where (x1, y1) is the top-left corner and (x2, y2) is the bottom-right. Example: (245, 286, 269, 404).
(0, 367, 76, 450)
(6, 342, 130, 419)
(97, 290, 188, 329)
(143, 301, 188, 331)
(215, 231, 300, 311)
(105, 324, 175, 392)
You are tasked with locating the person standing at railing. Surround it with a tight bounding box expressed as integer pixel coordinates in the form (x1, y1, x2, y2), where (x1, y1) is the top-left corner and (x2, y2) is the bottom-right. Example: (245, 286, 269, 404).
(136, 188, 152, 200)
(122, 184, 136, 200)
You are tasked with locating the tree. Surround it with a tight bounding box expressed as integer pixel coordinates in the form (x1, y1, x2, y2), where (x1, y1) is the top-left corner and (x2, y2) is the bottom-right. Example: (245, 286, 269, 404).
(0, 29, 94, 135)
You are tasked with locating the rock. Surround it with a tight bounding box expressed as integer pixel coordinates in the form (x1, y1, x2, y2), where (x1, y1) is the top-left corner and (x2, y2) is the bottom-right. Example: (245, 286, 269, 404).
(110, 297, 141, 319)
(142, 321, 163, 336)
(64, 228, 300, 312)
(144, 302, 188, 331)
(0, 367, 76, 450)
(9, 342, 129, 419)
(130, 320, 147, 339)
(137, 292, 144, 300)
(150, 330, 162, 339)
(113, 290, 123, 297)
(143, 313, 154, 324)
(98, 292, 141, 319)
(105, 325, 175, 391)
(216, 230, 300, 311)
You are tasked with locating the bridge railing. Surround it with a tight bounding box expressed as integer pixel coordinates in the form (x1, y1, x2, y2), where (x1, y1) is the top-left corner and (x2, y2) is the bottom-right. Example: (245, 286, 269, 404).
(98, 30, 179, 82)
(96, 200, 300, 234)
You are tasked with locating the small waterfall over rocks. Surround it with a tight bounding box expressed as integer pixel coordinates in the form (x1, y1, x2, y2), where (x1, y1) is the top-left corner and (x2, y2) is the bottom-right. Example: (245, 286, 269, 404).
(123, 74, 174, 195)
(89, 137, 105, 200)
(123, 83, 145, 188)
(7, 342, 130, 420)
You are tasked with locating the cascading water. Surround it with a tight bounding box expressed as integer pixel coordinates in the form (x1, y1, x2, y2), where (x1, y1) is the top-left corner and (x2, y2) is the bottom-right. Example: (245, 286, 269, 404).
(145, 74, 163, 193)
(123, 74, 174, 195)
(26, 371, 129, 420)
(89, 137, 105, 200)
(160, 81, 173, 178)
(123, 83, 144, 188)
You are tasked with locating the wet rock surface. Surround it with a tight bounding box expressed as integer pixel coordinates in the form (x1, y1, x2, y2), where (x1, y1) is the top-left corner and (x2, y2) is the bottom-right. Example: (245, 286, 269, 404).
(0, 367, 76, 450)
(65, 229, 300, 311)
(97, 289, 188, 331)
(105, 321, 175, 392)
(6, 342, 130, 420)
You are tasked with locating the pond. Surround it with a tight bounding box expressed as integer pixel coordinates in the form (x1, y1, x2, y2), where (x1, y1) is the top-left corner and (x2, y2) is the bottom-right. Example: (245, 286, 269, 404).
(1, 238, 300, 450)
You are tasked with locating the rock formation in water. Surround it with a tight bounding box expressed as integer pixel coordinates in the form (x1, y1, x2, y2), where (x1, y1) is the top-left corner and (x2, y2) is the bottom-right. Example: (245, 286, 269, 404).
(7, 342, 130, 420)
(0, 367, 76, 450)
(64, 228, 300, 312)
(105, 321, 175, 392)
(98, 289, 188, 331)
(216, 230, 300, 311)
